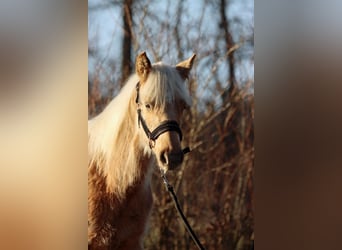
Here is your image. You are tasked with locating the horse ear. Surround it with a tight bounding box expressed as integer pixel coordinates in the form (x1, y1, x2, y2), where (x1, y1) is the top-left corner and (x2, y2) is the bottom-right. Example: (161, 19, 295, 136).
(136, 51, 152, 82)
(176, 54, 196, 80)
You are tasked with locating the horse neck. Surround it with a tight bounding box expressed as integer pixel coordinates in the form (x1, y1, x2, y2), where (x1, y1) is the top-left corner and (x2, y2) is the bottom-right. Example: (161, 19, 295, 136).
(105, 94, 153, 197)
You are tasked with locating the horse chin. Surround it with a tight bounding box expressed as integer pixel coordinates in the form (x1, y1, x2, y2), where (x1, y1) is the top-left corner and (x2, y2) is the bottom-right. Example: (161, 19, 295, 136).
(159, 165, 169, 174)
(157, 163, 179, 174)
(158, 162, 181, 173)
(157, 163, 169, 174)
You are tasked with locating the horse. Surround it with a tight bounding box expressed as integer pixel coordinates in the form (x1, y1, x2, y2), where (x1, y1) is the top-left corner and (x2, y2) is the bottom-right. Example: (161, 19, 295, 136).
(88, 52, 196, 250)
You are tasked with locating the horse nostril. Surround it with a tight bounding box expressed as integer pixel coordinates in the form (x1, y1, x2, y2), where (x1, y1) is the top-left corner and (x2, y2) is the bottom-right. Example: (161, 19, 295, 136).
(159, 151, 168, 166)
(159, 151, 184, 168)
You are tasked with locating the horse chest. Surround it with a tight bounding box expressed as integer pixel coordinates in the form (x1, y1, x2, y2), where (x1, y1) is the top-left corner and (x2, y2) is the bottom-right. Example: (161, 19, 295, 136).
(119, 182, 152, 224)
(113, 182, 153, 248)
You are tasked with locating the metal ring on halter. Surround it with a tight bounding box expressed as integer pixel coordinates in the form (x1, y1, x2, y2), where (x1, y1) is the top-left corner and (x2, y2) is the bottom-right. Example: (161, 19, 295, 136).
(149, 139, 156, 149)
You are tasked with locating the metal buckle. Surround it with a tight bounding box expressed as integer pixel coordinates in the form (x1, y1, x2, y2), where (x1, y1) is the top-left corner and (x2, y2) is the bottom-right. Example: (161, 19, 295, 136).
(149, 139, 155, 149)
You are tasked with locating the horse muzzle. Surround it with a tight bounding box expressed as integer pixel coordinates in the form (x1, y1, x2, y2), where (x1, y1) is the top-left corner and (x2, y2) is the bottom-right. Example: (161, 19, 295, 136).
(158, 150, 184, 171)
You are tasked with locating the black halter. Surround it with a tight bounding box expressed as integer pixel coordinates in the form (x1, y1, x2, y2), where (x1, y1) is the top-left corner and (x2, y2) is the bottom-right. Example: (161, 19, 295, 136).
(135, 82, 190, 154)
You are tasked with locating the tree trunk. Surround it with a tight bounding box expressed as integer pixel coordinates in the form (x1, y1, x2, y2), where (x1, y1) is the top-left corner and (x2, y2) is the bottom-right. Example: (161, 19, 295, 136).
(219, 0, 236, 101)
(121, 0, 133, 87)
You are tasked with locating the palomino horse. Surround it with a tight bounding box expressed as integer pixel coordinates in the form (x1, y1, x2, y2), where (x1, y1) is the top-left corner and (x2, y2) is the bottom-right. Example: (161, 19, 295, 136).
(88, 52, 196, 249)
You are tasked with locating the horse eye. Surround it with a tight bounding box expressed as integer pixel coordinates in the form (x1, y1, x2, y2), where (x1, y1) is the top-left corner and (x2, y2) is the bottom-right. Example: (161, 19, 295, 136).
(145, 104, 151, 109)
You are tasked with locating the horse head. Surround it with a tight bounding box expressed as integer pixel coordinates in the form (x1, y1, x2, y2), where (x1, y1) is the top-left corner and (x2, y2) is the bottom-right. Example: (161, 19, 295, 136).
(135, 52, 196, 172)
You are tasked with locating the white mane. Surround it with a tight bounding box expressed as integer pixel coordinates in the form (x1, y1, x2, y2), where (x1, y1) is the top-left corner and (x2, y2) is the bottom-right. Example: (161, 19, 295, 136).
(88, 73, 138, 165)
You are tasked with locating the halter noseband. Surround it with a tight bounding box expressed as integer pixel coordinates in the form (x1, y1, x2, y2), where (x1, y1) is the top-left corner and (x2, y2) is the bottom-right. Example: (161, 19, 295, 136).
(135, 82, 190, 154)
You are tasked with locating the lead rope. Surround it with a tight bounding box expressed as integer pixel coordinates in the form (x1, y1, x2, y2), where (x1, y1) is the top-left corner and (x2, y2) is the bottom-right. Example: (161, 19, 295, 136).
(135, 82, 204, 248)
(160, 169, 206, 250)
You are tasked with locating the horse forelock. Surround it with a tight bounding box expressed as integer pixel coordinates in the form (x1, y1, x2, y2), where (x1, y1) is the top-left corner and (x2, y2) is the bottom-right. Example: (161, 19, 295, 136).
(140, 63, 192, 110)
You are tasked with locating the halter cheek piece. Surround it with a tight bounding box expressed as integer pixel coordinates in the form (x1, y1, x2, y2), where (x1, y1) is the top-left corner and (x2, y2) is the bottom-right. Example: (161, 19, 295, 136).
(135, 82, 190, 154)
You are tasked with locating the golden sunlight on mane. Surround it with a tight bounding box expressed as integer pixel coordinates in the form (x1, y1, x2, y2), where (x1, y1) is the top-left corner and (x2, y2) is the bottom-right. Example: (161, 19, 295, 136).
(88, 74, 141, 198)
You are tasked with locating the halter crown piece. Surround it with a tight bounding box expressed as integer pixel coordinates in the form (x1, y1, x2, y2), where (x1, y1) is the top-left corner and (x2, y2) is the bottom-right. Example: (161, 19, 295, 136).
(135, 82, 190, 154)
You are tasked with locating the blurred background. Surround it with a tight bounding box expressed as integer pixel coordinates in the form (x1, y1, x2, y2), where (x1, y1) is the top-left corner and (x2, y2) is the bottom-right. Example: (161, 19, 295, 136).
(1, 1, 342, 250)
(0, 1, 87, 250)
(88, 0, 254, 249)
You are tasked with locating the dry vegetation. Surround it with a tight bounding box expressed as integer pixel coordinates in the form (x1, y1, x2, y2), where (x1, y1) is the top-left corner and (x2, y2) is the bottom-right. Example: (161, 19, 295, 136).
(144, 85, 254, 250)
(89, 0, 254, 249)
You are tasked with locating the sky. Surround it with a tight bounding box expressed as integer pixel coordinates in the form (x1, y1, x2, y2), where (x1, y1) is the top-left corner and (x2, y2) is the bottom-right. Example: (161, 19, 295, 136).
(88, 0, 254, 104)
(88, 0, 253, 65)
